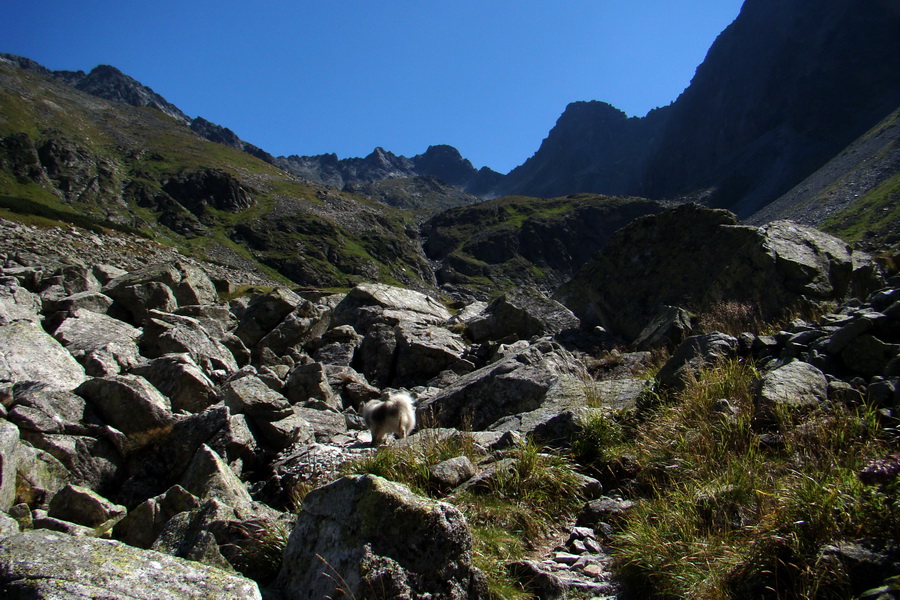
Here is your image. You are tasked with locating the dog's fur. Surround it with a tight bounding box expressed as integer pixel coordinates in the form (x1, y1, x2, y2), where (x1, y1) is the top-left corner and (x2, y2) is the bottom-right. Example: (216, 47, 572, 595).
(363, 391, 416, 445)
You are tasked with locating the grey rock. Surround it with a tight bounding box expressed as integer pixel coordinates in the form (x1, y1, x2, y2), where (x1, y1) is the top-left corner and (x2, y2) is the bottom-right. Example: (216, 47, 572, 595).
(151, 498, 235, 571)
(13, 443, 69, 509)
(417, 343, 584, 430)
(130, 354, 218, 413)
(254, 299, 330, 360)
(0, 321, 87, 390)
(284, 362, 340, 409)
(17, 432, 122, 496)
(103, 260, 219, 324)
(234, 288, 303, 348)
(275, 474, 487, 600)
(466, 286, 580, 343)
(325, 365, 379, 410)
(757, 360, 828, 411)
(576, 496, 635, 528)
(842, 334, 900, 377)
(0, 530, 261, 599)
(332, 282, 452, 334)
(430, 456, 477, 491)
(51, 308, 141, 376)
(75, 375, 175, 452)
(293, 406, 347, 442)
(354, 322, 398, 387)
(113, 485, 200, 549)
(47, 484, 125, 528)
(220, 374, 292, 420)
(0, 280, 41, 324)
(253, 412, 314, 450)
(0, 420, 18, 511)
(506, 559, 566, 600)
(8, 382, 94, 436)
(179, 444, 255, 518)
(311, 324, 363, 366)
(394, 322, 467, 387)
(656, 332, 738, 389)
(173, 304, 236, 340)
(43, 290, 114, 315)
(633, 305, 694, 350)
(0, 512, 18, 539)
(141, 310, 239, 375)
(555, 205, 882, 343)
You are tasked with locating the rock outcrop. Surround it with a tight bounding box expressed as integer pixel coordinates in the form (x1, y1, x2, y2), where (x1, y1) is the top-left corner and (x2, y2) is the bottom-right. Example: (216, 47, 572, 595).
(555, 204, 882, 344)
(275, 474, 487, 600)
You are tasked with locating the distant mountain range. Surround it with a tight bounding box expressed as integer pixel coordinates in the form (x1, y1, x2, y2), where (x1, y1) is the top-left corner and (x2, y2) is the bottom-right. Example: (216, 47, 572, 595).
(4, 0, 898, 224)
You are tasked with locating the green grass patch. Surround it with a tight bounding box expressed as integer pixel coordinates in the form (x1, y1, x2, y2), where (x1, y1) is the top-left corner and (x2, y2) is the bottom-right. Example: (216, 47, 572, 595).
(601, 357, 897, 599)
(821, 172, 900, 246)
(342, 435, 584, 599)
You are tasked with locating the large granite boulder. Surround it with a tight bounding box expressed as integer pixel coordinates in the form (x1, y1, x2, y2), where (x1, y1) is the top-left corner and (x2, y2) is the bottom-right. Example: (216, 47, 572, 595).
(50, 308, 142, 376)
(233, 288, 303, 349)
(394, 322, 468, 387)
(332, 282, 452, 334)
(0, 321, 87, 390)
(416, 341, 584, 430)
(555, 204, 882, 343)
(0, 530, 261, 599)
(103, 261, 219, 324)
(130, 354, 218, 413)
(140, 310, 238, 375)
(466, 286, 581, 342)
(275, 474, 487, 600)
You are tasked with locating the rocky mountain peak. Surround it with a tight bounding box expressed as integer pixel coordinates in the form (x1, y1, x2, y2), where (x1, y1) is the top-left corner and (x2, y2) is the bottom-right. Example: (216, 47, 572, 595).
(70, 64, 191, 124)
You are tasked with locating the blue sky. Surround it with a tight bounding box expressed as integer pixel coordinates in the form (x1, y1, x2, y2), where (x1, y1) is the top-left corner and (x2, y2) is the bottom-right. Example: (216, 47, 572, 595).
(2, 1, 744, 173)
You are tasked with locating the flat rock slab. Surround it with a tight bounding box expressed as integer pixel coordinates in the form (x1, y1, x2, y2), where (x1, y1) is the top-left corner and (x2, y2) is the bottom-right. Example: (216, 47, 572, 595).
(0, 530, 261, 599)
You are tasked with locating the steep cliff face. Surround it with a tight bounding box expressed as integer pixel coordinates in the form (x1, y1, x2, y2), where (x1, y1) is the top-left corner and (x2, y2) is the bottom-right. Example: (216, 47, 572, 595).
(498, 0, 900, 218)
(641, 0, 900, 217)
(501, 102, 668, 199)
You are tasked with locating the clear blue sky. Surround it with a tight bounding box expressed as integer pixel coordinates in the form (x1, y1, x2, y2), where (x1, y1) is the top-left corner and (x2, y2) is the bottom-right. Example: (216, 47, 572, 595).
(2, 1, 744, 174)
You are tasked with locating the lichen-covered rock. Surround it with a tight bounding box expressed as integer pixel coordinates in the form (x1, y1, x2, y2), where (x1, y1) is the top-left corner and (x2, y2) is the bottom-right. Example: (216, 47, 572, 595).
(275, 474, 487, 600)
(14, 443, 69, 509)
(140, 310, 238, 375)
(47, 484, 125, 528)
(0, 420, 18, 511)
(51, 308, 141, 376)
(130, 354, 218, 413)
(103, 260, 219, 324)
(0, 530, 261, 599)
(0, 321, 87, 390)
(75, 375, 175, 452)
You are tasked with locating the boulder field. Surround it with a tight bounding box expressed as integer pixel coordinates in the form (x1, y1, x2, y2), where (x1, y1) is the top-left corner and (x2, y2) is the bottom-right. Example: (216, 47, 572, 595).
(0, 205, 897, 598)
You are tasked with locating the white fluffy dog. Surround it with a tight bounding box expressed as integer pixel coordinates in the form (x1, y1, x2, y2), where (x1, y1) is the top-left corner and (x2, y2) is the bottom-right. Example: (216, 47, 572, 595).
(363, 391, 416, 445)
